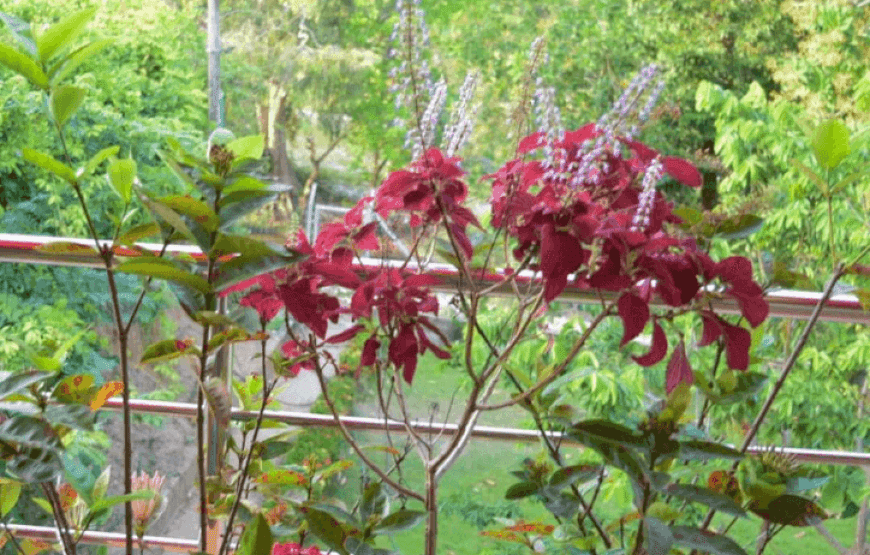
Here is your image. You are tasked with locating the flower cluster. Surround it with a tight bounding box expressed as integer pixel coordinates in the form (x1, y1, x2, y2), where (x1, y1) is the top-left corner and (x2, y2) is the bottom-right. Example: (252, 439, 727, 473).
(225, 121, 767, 389)
(486, 123, 767, 373)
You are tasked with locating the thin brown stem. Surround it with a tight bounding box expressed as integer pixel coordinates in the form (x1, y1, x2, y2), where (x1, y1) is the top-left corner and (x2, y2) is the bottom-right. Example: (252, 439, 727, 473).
(312, 356, 424, 502)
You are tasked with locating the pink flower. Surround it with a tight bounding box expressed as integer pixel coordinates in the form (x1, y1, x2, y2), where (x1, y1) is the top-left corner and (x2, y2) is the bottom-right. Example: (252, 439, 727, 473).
(131, 470, 166, 537)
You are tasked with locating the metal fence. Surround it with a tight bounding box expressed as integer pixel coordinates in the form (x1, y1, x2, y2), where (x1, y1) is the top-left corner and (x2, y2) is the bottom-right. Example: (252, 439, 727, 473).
(1, 232, 869, 553)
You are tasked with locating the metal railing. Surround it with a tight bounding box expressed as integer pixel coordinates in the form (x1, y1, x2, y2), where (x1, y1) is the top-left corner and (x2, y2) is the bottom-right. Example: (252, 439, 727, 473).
(1, 231, 869, 553)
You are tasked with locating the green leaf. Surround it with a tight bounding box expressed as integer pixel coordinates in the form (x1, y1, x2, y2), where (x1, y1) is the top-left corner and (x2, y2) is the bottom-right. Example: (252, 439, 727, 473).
(35, 8, 96, 63)
(116, 257, 211, 294)
(0, 479, 22, 517)
(315, 459, 355, 482)
(193, 310, 238, 327)
(548, 464, 600, 490)
(227, 134, 265, 162)
(786, 475, 830, 494)
(256, 469, 307, 487)
(139, 194, 195, 240)
(0, 43, 48, 89)
(361, 482, 386, 521)
(48, 39, 112, 86)
(93, 466, 110, 500)
(372, 510, 426, 535)
(44, 404, 96, 432)
(117, 222, 160, 245)
(218, 184, 287, 230)
(36, 241, 97, 257)
(0, 416, 60, 450)
(570, 419, 646, 447)
(304, 507, 349, 555)
(812, 119, 851, 170)
(107, 159, 136, 203)
(308, 502, 357, 527)
(663, 484, 747, 518)
(88, 491, 159, 514)
(79, 145, 120, 177)
(8, 447, 63, 483)
(235, 514, 274, 555)
(505, 481, 540, 499)
(679, 441, 743, 462)
(715, 214, 764, 241)
(670, 526, 748, 555)
(158, 195, 219, 233)
(21, 148, 76, 183)
(140, 338, 198, 365)
(0, 371, 49, 400)
(749, 494, 827, 526)
(49, 85, 87, 127)
(644, 517, 674, 555)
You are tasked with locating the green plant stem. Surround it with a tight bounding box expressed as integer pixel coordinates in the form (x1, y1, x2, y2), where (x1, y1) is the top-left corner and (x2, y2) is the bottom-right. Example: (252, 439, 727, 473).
(218, 333, 278, 555)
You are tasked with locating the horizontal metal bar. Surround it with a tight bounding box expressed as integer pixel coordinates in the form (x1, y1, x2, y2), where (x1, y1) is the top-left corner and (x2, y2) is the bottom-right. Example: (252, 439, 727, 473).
(1, 232, 867, 324)
(2, 524, 210, 553)
(95, 398, 870, 467)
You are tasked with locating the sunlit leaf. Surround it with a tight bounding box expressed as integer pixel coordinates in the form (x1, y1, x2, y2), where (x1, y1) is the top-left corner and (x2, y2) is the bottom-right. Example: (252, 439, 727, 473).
(21, 148, 76, 183)
(811, 119, 851, 170)
(0, 43, 47, 89)
(48, 39, 112, 86)
(49, 85, 86, 127)
(0, 479, 22, 517)
(107, 159, 136, 203)
(35, 7, 96, 63)
(227, 134, 264, 162)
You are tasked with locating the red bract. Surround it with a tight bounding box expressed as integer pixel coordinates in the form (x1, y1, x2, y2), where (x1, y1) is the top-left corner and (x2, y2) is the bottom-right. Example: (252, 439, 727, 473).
(346, 269, 449, 384)
(272, 543, 323, 555)
(376, 148, 480, 259)
(666, 340, 693, 394)
(633, 319, 668, 367)
(278, 340, 315, 377)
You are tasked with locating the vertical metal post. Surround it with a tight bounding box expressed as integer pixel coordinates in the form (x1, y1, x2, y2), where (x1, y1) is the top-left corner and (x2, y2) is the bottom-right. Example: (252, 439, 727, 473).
(207, 0, 224, 126)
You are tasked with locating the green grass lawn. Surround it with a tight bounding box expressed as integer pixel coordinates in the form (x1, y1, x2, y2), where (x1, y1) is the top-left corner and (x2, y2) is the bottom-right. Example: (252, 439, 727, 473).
(327, 354, 866, 555)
